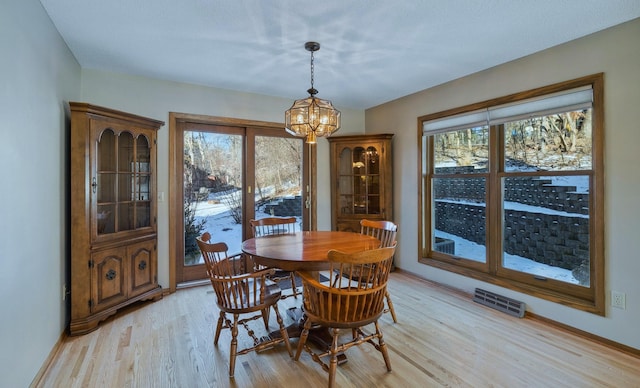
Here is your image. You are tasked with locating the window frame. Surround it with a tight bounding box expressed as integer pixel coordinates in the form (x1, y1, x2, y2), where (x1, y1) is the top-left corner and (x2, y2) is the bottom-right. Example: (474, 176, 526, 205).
(418, 73, 605, 315)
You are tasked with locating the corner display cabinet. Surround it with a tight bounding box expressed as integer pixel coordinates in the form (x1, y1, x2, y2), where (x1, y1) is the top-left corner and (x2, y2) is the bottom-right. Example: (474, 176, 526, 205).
(327, 134, 393, 232)
(69, 102, 164, 335)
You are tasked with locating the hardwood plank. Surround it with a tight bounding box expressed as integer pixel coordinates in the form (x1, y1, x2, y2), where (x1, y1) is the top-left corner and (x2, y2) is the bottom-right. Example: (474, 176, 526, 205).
(34, 272, 640, 387)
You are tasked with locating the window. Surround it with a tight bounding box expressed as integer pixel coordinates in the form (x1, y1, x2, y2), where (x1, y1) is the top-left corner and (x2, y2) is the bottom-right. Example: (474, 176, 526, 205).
(419, 74, 604, 314)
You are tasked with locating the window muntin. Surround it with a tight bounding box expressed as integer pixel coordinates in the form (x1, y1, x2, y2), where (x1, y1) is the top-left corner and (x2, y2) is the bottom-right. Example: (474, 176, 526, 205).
(419, 74, 603, 313)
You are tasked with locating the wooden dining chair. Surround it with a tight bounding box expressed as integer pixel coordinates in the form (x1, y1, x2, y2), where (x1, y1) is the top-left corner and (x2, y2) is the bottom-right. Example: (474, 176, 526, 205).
(249, 217, 299, 299)
(196, 232, 293, 378)
(295, 245, 396, 388)
(333, 219, 399, 322)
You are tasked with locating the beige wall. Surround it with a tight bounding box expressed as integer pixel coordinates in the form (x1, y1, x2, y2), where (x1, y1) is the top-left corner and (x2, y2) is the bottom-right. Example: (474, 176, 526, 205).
(3, 1, 638, 385)
(365, 17, 640, 349)
(0, 0, 81, 386)
(80, 69, 366, 288)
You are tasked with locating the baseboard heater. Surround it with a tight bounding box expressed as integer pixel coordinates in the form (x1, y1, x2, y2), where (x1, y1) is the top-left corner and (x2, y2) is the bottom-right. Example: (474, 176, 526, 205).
(473, 288, 526, 318)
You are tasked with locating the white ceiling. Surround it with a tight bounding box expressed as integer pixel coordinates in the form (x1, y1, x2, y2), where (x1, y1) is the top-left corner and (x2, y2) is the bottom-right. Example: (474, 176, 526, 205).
(39, 0, 640, 110)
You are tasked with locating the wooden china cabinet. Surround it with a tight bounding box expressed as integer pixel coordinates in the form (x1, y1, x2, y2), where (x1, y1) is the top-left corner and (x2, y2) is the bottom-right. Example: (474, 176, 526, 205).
(69, 102, 164, 335)
(327, 134, 394, 232)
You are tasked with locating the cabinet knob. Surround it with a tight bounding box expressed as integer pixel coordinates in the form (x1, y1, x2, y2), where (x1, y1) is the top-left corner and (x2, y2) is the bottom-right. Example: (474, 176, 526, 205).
(138, 260, 147, 270)
(91, 177, 97, 193)
(105, 269, 116, 280)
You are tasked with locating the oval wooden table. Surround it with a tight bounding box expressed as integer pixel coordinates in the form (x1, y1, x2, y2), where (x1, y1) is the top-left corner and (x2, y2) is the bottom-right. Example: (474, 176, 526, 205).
(241, 230, 381, 363)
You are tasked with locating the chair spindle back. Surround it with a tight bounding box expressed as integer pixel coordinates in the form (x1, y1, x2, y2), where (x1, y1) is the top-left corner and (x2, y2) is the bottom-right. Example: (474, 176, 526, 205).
(360, 219, 397, 248)
(250, 216, 297, 237)
(302, 245, 396, 327)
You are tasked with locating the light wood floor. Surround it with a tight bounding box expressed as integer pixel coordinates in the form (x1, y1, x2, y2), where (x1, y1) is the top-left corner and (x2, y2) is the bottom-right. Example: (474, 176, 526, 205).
(35, 272, 640, 387)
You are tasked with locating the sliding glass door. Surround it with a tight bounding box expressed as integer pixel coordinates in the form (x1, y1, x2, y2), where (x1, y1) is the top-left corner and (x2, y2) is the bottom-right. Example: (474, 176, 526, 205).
(171, 116, 309, 285)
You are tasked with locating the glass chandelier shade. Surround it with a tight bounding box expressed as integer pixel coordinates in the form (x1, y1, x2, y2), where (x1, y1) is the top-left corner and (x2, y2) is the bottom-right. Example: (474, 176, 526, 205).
(285, 42, 341, 144)
(285, 95, 341, 144)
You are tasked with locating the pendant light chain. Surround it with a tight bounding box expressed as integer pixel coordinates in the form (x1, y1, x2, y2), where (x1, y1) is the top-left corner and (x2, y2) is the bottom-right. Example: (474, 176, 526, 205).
(309, 49, 315, 95)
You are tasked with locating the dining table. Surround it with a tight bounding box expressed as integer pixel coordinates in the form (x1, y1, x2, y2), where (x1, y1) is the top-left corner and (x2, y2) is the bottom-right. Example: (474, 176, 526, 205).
(241, 230, 381, 363)
(241, 230, 381, 272)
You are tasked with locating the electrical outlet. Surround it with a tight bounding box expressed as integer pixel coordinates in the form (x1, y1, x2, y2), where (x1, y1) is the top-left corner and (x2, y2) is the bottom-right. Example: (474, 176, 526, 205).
(611, 291, 626, 309)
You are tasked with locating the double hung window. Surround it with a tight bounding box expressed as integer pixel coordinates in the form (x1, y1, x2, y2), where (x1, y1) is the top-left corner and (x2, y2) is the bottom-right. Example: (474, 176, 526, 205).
(419, 74, 604, 314)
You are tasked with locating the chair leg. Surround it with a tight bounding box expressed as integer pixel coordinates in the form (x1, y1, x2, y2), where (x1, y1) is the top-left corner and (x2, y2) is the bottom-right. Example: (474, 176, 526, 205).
(374, 321, 392, 372)
(261, 308, 271, 330)
(214, 311, 225, 345)
(295, 319, 312, 360)
(272, 303, 293, 357)
(229, 314, 240, 377)
(289, 273, 298, 298)
(385, 291, 398, 323)
(328, 328, 340, 388)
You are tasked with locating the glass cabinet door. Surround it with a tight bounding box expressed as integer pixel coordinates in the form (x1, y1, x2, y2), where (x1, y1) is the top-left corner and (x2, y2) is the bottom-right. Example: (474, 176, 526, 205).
(96, 128, 152, 237)
(338, 145, 381, 216)
(97, 129, 117, 235)
(135, 135, 152, 229)
(116, 132, 134, 232)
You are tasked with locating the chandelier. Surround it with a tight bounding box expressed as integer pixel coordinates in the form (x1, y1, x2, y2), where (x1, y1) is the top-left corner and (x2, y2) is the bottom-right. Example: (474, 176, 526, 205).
(285, 42, 341, 144)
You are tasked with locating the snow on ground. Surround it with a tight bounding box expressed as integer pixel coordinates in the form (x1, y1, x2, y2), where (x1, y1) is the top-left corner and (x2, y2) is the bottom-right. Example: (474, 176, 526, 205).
(435, 230, 580, 285)
(193, 201, 244, 255)
(192, 193, 301, 255)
